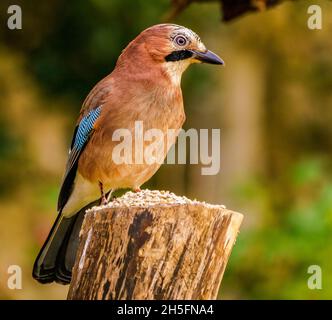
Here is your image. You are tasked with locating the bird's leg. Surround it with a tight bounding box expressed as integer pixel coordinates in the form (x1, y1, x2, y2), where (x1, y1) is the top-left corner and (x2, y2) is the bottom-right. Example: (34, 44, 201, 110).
(134, 187, 141, 193)
(99, 181, 108, 205)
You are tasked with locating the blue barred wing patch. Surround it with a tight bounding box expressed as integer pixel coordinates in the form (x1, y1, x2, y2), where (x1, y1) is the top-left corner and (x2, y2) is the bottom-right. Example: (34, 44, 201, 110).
(72, 106, 102, 151)
(57, 105, 102, 211)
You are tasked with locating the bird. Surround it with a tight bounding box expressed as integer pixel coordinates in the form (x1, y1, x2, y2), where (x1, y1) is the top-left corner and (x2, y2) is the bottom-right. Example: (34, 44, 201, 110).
(32, 23, 224, 284)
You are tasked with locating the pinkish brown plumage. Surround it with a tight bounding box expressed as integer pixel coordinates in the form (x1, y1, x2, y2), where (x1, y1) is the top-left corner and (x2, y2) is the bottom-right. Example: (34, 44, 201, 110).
(33, 23, 224, 284)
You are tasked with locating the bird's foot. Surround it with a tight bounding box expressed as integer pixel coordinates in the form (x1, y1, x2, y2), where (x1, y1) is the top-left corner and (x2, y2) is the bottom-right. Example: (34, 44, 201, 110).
(99, 181, 110, 205)
(100, 196, 108, 206)
(134, 187, 141, 193)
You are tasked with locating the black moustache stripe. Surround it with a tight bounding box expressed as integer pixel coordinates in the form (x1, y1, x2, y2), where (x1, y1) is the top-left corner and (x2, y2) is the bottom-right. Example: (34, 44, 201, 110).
(165, 50, 193, 62)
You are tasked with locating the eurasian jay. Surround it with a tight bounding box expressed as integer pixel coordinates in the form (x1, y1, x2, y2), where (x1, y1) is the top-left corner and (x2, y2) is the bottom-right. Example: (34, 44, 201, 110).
(33, 23, 224, 284)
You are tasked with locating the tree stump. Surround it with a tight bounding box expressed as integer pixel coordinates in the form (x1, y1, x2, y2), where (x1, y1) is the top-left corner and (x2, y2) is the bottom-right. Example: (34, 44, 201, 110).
(67, 190, 243, 300)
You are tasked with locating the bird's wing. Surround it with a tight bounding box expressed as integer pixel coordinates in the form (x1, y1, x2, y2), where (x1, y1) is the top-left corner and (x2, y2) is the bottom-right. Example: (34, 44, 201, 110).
(57, 105, 102, 211)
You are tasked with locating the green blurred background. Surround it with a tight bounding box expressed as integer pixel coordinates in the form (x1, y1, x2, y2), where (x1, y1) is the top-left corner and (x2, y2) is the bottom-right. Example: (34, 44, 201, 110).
(0, 0, 331, 299)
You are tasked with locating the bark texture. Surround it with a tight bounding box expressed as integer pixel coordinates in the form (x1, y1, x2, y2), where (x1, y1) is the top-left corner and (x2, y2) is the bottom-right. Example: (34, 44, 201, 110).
(67, 191, 243, 300)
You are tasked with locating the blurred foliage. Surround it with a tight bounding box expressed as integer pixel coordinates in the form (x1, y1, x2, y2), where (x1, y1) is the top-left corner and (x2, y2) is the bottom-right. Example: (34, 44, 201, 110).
(0, 0, 331, 299)
(224, 158, 332, 299)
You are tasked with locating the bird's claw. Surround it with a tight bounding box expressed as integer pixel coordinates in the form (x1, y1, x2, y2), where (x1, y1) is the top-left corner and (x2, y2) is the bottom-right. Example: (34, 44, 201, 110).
(100, 196, 108, 206)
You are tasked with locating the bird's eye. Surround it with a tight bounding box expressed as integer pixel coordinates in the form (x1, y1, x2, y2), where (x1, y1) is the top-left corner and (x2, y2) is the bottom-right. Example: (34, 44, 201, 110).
(174, 35, 188, 47)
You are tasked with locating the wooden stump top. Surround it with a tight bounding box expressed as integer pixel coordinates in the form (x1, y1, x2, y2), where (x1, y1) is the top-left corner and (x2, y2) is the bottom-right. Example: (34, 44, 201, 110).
(68, 190, 243, 300)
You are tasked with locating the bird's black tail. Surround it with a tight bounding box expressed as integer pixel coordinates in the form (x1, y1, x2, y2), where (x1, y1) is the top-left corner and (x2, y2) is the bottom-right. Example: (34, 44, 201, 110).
(32, 201, 97, 284)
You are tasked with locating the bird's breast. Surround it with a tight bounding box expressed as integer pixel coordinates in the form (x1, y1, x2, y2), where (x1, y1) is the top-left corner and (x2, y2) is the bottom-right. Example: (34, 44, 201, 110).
(78, 84, 185, 189)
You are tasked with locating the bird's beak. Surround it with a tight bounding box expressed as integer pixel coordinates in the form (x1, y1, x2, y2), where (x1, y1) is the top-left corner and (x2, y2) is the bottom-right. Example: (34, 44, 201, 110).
(189, 50, 224, 65)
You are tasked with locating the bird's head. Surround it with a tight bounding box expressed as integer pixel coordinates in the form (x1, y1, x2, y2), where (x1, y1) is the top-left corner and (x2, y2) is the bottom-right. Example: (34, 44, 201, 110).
(117, 24, 224, 85)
